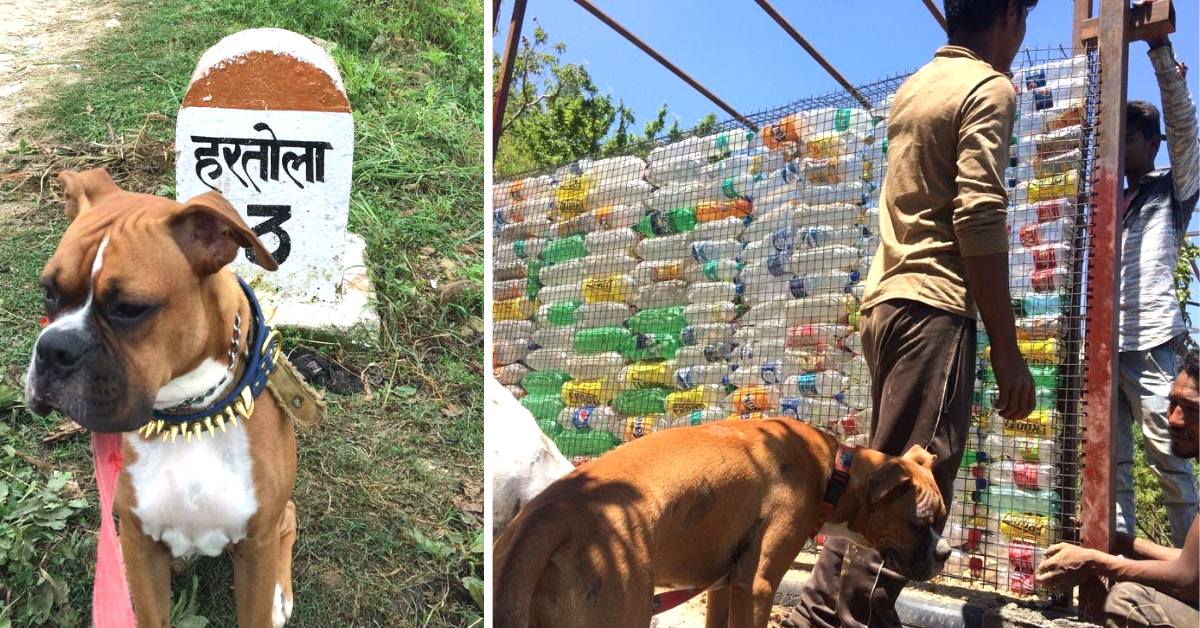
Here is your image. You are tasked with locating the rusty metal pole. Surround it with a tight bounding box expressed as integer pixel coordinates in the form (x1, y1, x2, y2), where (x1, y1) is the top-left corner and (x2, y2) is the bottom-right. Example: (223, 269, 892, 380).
(1078, 0, 1127, 620)
(753, 0, 872, 109)
(572, 0, 757, 131)
(1074, 0, 1093, 54)
(921, 0, 949, 33)
(492, 0, 529, 158)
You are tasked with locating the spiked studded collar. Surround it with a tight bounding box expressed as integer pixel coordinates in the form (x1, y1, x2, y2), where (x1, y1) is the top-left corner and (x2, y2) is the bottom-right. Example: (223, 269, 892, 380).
(811, 443, 856, 539)
(140, 276, 281, 443)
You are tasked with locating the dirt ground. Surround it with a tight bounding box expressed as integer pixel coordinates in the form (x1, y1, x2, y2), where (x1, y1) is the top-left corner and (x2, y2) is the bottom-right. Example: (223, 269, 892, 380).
(0, 0, 116, 219)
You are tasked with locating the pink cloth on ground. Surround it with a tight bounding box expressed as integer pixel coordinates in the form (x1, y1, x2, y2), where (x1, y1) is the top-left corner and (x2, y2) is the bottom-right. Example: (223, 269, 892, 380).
(91, 432, 136, 627)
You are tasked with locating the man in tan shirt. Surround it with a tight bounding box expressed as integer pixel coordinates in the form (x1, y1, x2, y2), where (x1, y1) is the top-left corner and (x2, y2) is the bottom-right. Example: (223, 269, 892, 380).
(789, 2, 1036, 627)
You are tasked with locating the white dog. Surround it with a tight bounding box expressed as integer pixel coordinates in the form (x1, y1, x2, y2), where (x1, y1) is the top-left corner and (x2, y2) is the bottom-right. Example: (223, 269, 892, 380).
(487, 377, 574, 537)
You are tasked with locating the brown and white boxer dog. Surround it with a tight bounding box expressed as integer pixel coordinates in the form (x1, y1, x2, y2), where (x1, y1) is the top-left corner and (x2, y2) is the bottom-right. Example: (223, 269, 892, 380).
(24, 168, 298, 627)
(493, 418, 951, 628)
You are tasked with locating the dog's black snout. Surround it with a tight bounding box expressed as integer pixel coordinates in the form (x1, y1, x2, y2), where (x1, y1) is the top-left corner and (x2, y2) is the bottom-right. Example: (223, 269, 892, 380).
(36, 328, 89, 376)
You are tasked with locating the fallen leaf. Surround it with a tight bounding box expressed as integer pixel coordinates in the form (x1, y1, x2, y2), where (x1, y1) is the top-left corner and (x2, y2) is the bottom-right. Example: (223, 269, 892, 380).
(420, 247, 436, 256)
(104, 18, 121, 28)
(43, 418, 85, 444)
(453, 478, 484, 515)
(437, 279, 474, 305)
(441, 403, 464, 418)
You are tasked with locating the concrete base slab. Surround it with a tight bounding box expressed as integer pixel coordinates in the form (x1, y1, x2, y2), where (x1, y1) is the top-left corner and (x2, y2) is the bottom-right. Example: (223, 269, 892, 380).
(254, 232, 379, 335)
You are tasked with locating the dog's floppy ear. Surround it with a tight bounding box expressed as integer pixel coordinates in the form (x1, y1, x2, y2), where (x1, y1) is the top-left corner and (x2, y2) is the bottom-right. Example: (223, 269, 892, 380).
(868, 459, 913, 505)
(58, 169, 121, 223)
(170, 191, 278, 275)
(902, 445, 938, 471)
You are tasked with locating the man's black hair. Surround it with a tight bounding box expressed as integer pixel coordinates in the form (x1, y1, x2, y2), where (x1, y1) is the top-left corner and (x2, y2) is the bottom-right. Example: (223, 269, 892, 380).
(944, 0, 1037, 35)
(1127, 100, 1163, 139)
(1184, 348, 1199, 384)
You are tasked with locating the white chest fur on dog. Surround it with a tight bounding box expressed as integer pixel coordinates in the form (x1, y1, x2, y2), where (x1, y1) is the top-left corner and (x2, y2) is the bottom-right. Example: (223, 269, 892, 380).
(127, 426, 258, 558)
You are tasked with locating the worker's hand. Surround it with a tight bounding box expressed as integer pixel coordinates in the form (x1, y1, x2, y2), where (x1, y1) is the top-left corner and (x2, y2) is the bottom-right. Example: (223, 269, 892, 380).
(990, 342, 1035, 420)
(1037, 543, 1100, 592)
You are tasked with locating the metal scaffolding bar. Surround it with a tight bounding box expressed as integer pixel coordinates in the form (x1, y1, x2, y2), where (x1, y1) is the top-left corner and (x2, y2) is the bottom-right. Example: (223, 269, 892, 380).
(922, 0, 949, 33)
(1078, 0, 1127, 619)
(572, 0, 757, 131)
(753, 0, 873, 109)
(491, 0, 529, 157)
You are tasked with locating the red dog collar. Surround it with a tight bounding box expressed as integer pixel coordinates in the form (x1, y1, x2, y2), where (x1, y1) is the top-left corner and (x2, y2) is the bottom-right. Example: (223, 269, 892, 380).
(811, 443, 856, 539)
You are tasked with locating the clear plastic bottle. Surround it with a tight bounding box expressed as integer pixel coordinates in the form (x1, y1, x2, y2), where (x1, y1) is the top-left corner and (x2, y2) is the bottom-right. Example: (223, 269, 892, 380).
(566, 352, 627, 381)
(688, 281, 741, 304)
(1018, 218, 1073, 247)
(792, 245, 861, 274)
(524, 349, 571, 372)
(632, 280, 690, 310)
(585, 228, 639, 257)
(982, 485, 1061, 516)
(674, 343, 734, 367)
(682, 302, 738, 325)
(531, 327, 574, 351)
(637, 233, 692, 261)
(582, 274, 638, 304)
(987, 460, 1057, 490)
(493, 362, 531, 386)
(573, 302, 632, 329)
(594, 204, 646, 231)
(842, 331, 864, 355)
(674, 364, 732, 389)
(731, 339, 788, 366)
(646, 155, 708, 186)
(539, 260, 587, 287)
(797, 225, 865, 249)
(837, 384, 871, 410)
(786, 323, 851, 348)
(681, 323, 734, 347)
(780, 396, 848, 424)
(787, 371, 850, 397)
(536, 283, 583, 306)
(633, 259, 688, 285)
(583, 253, 638, 277)
(690, 239, 745, 263)
(557, 406, 625, 441)
(690, 215, 748, 241)
(494, 319, 536, 341)
(725, 360, 797, 387)
(789, 270, 860, 297)
(981, 434, 1058, 465)
(841, 354, 871, 381)
(646, 183, 703, 211)
(987, 538, 1048, 572)
(684, 260, 744, 282)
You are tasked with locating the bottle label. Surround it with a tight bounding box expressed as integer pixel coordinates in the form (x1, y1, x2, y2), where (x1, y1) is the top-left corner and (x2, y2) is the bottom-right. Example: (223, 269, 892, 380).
(571, 407, 594, 430)
(596, 205, 613, 229)
(702, 344, 724, 363)
(796, 374, 817, 395)
(1012, 461, 1041, 489)
(690, 242, 710, 263)
(674, 367, 696, 389)
(686, 409, 706, 426)
(999, 513, 1048, 544)
(1007, 540, 1038, 570)
(514, 240, 528, 259)
(564, 383, 602, 407)
(625, 416, 654, 441)
(770, 228, 792, 252)
(721, 178, 739, 200)
(789, 276, 807, 299)
(651, 262, 682, 282)
(703, 260, 720, 281)
(1031, 245, 1060, 270)
(680, 326, 697, 346)
(714, 132, 729, 153)
(1024, 68, 1047, 90)
(835, 108, 851, 132)
(769, 121, 788, 144)
(1030, 268, 1057, 292)
(760, 361, 782, 385)
(766, 252, 790, 277)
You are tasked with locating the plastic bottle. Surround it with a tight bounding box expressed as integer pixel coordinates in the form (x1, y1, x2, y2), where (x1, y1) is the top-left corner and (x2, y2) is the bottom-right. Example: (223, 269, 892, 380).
(665, 385, 725, 416)
(690, 239, 745, 263)
(841, 330, 864, 355)
(702, 129, 758, 157)
(711, 173, 761, 201)
(594, 204, 645, 231)
(731, 339, 788, 366)
(495, 320, 536, 342)
(684, 260, 745, 283)
(761, 113, 807, 151)
(566, 352, 627, 381)
(531, 326, 574, 351)
(521, 370, 573, 395)
(493, 362, 531, 386)
(674, 364, 731, 389)
(983, 485, 1061, 516)
(556, 406, 625, 440)
(788, 271, 859, 298)
(620, 361, 676, 389)
(741, 294, 856, 327)
(797, 225, 865, 249)
(505, 385, 527, 400)
(674, 343, 734, 367)
(507, 237, 548, 261)
(582, 274, 638, 304)
(792, 245, 861, 274)
(524, 349, 571, 372)
(724, 386, 781, 414)
(837, 384, 871, 410)
(633, 260, 687, 285)
(781, 396, 849, 424)
(622, 333, 682, 361)
(521, 393, 566, 422)
(627, 307, 688, 335)
(987, 460, 1057, 490)
(1018, 218, 1073, 247)
(981, 434, 1058, 464)
(695, 199, 754, 223)
(978, 385, 1056, 412)
(788, 371, 850, 397)
(535, 300, 580, 327)
(688, 282, 741, 304)
(573, 327, 633, 354)
(636, 207, 698, 237)
(690, 215, 749, 242)
(540, 234, 588, 264)
(560, 379, 619, 407)
(681, 323, 734, 348)
(1015, 314, 1063, 341)
(632, 280, 690, 310)
(986, 511, 1056, 546)
(573, 302, 632, 329)
(539, 260, 586, 287)
(989, 538, 1048, 572)
(585, 228, 639, 257)
(637, 233, 692, 261)
(671, 407, 727, 427)
(646, 183, 703, 211)
(1020, 293, 1065, 317)
(552, 430, 619, 457)
(683, 302, 739, 325)
(583, 253, 638, 277)
(494, 297, 538, 322)
(841, 354, 870, 381)
(801, 181, 869, 206)
(609, 386, 670, 416)
(725, 360, 798, 387)
(646, 155, 708, 186)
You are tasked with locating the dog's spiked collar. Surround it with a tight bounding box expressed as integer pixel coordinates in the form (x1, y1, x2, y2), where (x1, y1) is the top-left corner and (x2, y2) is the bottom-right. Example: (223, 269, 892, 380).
(811, 443, 856, 539)
(140, 276, 281, 443)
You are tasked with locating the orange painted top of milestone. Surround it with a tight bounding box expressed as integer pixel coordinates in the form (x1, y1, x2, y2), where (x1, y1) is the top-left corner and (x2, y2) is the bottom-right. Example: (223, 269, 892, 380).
(182, 51, 350, 113)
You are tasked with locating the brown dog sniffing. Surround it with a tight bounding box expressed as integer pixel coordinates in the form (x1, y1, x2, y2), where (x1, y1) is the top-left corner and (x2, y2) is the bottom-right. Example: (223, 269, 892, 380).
(493, 418, 950, 628)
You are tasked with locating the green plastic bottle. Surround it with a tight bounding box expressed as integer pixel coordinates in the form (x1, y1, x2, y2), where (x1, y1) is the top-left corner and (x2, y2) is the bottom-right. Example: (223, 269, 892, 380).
(545, 301, 580, 326)
(553, 430, 618, 457)
(521, 370, 572, 395)
(537, 418, 562, 438)
(627, 307, 687, 335)
(982, 485, 1061, 516)
(982, 364, 1060, 389)
(520, 393, 565, 423)
(612, 387, 672, 416)
(635, 207, 698, 237)
(574, 326, 634, 354)
(621, 333, 681, 361)
(540, 235, 589, 264)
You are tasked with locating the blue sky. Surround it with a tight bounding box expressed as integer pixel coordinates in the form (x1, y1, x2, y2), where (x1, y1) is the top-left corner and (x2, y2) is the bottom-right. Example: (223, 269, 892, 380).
(495, 0, 1199, 333)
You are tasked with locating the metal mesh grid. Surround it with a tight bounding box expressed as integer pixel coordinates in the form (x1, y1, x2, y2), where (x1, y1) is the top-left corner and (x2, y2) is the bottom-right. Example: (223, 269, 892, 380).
(491, 46, 1098, 597)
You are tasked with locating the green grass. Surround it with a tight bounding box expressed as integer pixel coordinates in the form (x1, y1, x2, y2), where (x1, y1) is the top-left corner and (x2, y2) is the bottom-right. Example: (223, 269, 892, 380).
(0, 0, 483, 626)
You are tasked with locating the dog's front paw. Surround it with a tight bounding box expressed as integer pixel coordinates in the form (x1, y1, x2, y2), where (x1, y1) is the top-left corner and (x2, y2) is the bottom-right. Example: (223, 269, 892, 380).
(272, 584, 293, 627)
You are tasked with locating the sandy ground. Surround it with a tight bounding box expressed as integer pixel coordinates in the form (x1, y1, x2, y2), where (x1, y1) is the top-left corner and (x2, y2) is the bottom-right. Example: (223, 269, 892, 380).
(0, 0, 116, 219)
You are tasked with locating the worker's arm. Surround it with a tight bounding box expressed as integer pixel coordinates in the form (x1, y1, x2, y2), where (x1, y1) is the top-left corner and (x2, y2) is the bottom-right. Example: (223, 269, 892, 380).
(1113, 531, 1183, 561)
(954, 75, 1035, 420)
(1038, 513, 1199, 605)
(1146, 36, 1199, 207)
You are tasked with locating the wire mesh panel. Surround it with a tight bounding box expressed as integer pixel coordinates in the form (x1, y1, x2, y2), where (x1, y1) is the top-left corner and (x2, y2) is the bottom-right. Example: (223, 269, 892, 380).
(492, 46, 1097, 597)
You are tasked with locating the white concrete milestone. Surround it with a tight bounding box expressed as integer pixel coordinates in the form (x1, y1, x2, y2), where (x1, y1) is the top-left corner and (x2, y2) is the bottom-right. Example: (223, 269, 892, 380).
(176, 28, 377, 332)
